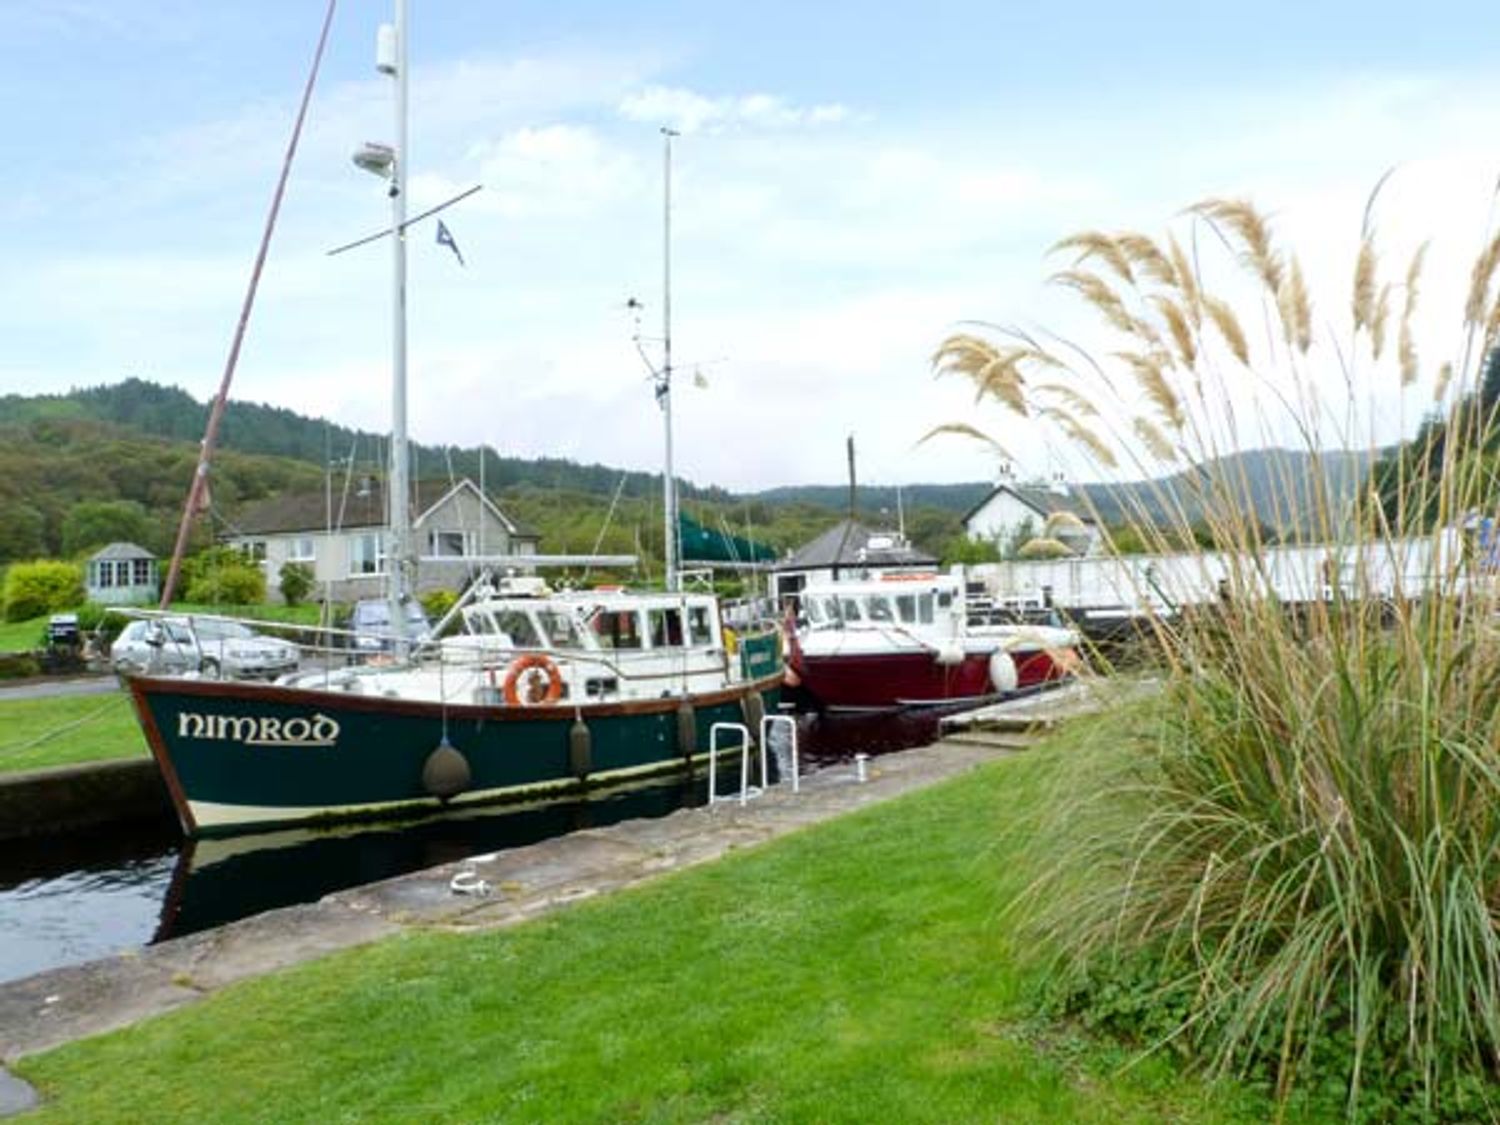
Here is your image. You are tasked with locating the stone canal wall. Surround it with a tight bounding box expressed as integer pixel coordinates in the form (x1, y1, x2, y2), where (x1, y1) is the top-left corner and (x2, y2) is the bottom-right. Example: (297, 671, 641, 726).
(0, 759, 170, 841)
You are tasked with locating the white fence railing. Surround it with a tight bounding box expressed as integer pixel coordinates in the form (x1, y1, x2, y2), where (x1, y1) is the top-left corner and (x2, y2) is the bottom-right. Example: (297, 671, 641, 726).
(963, 530, 1468, 612)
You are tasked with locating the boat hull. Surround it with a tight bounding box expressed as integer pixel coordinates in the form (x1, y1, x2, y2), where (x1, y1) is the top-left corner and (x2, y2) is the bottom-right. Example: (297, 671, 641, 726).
(130, 674, 783, 835)
(791, 648, 1067, 712)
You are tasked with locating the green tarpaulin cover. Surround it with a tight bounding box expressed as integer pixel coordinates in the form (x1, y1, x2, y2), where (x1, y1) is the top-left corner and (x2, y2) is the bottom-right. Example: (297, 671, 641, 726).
(679, 512, 777, 564)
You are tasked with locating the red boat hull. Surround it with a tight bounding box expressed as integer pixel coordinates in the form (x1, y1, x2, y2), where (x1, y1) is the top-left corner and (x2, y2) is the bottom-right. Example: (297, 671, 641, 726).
(791, 647, 1068, 711)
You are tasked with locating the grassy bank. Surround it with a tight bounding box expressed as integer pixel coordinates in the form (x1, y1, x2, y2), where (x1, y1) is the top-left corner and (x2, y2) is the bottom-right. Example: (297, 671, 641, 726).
(15, 733, 1285, 1123)
(0, 691, 145, 775)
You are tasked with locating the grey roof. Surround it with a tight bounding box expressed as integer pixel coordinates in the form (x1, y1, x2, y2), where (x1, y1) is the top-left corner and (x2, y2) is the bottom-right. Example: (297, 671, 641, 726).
(229, 478, 536, 539)
(960, 483, 1099, 527)
(90, 542, 156, 561)
(776, 519, 937, 572)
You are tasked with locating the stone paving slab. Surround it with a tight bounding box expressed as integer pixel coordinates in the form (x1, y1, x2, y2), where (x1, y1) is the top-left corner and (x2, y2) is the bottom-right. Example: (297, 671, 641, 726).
(0, 684, 1110, 1090)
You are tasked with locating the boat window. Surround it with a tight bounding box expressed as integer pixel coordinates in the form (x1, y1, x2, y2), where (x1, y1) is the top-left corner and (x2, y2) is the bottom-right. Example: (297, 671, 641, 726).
(493, 609, 542, 649)
(537, 610, 580, 647)
(917, 594, 934, 624)
(866, 597, 894, 622)
(648, 608, 684, 648)
(821, 596, 841, 622)
(895, 594, 916, 624)
(805, 600, 824, 625)
(937, 591, 953, 610)
(591, 610, 642, 650)
(687, 605, 714, 646)
(839, 597, 863, 622)
(466, 611, 496, 635)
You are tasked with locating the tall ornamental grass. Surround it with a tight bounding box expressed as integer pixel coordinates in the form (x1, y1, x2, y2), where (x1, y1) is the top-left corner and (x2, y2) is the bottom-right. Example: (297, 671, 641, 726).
(934, 189, 1500, 1118)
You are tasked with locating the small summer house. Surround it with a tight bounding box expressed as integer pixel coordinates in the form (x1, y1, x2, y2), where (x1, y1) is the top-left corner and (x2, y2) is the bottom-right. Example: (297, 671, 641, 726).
(86, 542, 160, 606)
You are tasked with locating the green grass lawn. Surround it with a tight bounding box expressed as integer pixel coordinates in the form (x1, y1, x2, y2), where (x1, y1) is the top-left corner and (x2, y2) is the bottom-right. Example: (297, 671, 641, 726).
(0, 691, 146, 774)
(15, 740, 1289, 1123)
(0, 615, 50, 653)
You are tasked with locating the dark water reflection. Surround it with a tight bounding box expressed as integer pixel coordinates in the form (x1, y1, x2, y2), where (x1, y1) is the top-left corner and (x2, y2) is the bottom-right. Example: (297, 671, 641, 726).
(0, 709, 946, 984)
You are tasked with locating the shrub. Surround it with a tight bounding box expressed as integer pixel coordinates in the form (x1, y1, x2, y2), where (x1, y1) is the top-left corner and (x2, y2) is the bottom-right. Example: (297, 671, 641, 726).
(937, 191, 1500, 1116)
(278, 562, 315, 606)
(420, 588, 458, 621)
(0, 652, 41, 680)
(2, 560, 84, 622)
(1015, 536, 1072, 560)
(181, 547, 265, 606)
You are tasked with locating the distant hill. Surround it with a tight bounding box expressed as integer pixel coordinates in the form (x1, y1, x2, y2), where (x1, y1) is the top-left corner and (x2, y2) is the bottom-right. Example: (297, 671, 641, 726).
(1073, 448, 1375, 534)
(762, 449, 1373, 535)
(0, 379, 736, 505)
(748, 482, 993, 517)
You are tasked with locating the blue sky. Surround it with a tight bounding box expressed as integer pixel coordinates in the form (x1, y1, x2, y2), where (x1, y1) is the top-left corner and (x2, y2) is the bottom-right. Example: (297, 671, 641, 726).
(5, 1, 1500, 491)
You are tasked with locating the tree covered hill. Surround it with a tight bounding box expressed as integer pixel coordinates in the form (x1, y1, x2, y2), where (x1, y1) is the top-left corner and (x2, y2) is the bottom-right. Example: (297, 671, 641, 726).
(0, 378, 738, 505)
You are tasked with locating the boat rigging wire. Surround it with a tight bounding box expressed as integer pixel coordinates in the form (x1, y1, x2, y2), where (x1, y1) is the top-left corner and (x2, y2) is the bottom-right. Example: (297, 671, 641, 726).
(582, 475, 630, 581)
(159, 0, 340, 609)
(325, 184, 483, 257)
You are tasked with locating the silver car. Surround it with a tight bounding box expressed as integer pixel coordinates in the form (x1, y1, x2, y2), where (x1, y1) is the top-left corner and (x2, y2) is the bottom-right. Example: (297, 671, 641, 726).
(111, 618, 301, 680)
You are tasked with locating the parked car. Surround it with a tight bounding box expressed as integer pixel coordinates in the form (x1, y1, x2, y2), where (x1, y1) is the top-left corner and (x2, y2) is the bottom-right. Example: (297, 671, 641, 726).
(111, 618, 300, 680)
(348, 598, 432, 658)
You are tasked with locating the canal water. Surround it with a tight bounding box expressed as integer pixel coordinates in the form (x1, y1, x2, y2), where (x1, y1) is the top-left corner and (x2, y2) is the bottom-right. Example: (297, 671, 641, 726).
(0, 710, 944, 985)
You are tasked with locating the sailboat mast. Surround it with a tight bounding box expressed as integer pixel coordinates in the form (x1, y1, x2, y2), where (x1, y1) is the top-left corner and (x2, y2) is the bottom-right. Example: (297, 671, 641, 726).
(386, 0, 414, 641)
(660, 126, 680, 592)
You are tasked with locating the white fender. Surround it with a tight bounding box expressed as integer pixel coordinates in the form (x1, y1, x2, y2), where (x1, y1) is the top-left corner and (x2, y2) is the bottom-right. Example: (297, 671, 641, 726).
(989, 649, 1018, 693)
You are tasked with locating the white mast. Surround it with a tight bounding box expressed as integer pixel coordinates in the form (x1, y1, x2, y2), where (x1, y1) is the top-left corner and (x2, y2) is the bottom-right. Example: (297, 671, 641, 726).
(372, 1, 413, 645)
(659, 126, 680, 592)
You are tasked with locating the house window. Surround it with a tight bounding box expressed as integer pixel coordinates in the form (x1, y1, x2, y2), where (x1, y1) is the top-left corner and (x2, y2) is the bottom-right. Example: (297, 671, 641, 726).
(96, 561, 114, 589)
(289, 537, 315, 562)
(351, 534, 385, 575)
(429, 531, 468, 557)
(132, 559, 152, 586)
(242, 541, 267, 563)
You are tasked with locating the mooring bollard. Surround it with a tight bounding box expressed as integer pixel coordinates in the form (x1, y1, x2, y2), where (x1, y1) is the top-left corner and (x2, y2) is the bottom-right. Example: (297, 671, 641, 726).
(855, 753, 869, 783)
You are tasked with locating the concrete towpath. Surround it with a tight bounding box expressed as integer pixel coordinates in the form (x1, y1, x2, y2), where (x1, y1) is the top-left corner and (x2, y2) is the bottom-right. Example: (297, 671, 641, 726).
(0, 680, 1113, 1107)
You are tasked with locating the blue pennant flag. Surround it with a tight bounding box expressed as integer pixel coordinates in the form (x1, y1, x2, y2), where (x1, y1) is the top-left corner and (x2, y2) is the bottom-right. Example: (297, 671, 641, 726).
(436, 219, 466, 267)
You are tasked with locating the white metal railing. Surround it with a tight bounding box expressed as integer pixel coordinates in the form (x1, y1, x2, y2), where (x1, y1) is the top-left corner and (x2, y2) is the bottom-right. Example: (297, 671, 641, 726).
(709, 722, 763, 806)
(708, 717, 802, 805)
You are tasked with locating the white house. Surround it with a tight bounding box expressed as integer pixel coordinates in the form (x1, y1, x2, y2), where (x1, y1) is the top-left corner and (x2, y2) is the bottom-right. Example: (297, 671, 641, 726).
(224, 478, 538, 603)
(962, 479, 1102, 556)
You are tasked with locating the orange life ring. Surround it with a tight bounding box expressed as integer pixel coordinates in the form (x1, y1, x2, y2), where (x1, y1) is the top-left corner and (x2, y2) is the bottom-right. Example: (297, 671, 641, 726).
(502, 654, 564, 705)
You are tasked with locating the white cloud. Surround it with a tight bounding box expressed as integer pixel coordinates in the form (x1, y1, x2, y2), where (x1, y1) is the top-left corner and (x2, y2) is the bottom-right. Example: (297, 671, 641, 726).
(618, 85, 851, 134)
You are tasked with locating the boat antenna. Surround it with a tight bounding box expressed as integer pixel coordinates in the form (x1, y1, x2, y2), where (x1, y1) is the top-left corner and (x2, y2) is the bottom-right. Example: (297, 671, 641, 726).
(158, 0, 338, 608)
(658, 126, 681, 592)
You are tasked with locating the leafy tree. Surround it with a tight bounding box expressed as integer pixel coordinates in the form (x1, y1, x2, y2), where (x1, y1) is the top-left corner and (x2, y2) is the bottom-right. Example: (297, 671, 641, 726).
(61, 499, 154, 556)
(278, 562, 315, 606)
(0, 502, 46, 563)
(942, 532, 1001, 565)
(3, 560, 84, 622)
(1002, 516, 1037, 559)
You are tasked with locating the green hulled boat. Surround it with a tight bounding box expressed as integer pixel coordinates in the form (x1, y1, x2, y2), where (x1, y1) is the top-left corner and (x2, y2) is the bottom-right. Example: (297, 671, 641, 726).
(130, 584, 782, 835)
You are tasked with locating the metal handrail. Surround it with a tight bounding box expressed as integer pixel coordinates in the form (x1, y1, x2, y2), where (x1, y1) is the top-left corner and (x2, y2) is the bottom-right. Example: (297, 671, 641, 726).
(708, 721, 763, 806)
